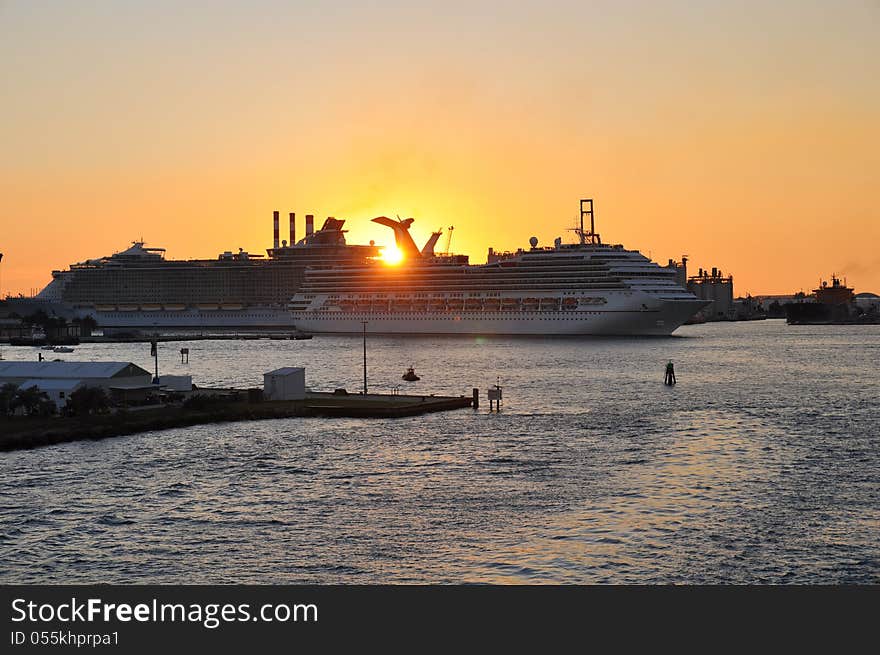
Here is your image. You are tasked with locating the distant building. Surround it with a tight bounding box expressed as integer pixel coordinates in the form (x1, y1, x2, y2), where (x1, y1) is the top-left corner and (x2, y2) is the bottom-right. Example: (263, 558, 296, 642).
(855, 292, 880, 314)
(687, 267, 734, 320)
(752, 294, 805, 310)
(0, 301, 24, 338)
(732, 295, 762, 320)
(664, 256, 688, 288)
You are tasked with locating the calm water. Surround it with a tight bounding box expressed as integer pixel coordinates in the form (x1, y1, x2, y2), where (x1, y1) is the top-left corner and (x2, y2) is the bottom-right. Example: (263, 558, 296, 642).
(1, 320, 878, 583)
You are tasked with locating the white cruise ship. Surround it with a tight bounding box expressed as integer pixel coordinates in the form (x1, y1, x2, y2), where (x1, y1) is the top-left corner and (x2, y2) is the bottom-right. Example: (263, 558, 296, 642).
(289, 200, 708, 336)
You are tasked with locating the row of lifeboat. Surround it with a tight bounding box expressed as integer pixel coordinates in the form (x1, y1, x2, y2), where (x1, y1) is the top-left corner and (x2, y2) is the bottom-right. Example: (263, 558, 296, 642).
(332, 297, 607, 312)
(91, 303, 242, 312)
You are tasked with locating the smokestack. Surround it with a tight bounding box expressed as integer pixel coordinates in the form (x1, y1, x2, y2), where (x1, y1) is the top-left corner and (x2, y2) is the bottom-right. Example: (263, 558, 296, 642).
(273, 210, 280, 249)
(289, 212, 295, 246)
(305, 214, 314, 236)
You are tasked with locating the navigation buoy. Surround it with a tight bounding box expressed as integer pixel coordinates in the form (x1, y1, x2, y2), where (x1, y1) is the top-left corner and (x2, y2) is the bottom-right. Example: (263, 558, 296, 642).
(664, 360, 676, 386)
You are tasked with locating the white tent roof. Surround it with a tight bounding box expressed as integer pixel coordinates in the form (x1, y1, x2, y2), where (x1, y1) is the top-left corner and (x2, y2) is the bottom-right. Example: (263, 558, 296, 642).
(0, 361, 150, 379)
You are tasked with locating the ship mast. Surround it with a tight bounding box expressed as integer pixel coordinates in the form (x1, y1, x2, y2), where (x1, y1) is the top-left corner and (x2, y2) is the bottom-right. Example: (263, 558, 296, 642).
(579, 198, 600, 245)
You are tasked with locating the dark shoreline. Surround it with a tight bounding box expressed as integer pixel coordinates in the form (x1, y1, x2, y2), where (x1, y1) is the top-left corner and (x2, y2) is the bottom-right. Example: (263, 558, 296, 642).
(0, 393, 473, 453)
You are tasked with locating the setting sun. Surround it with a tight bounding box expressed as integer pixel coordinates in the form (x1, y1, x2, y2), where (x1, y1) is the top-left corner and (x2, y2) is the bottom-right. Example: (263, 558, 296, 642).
(382, 245, 404, 266)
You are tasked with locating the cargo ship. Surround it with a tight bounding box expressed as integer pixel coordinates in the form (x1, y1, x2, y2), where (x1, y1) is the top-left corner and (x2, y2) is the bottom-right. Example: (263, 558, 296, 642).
(784, 276, 880, 324)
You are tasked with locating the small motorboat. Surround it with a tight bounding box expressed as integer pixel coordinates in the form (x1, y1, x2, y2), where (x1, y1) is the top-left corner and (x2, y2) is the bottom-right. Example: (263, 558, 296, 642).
(402, 367, 420, 382)
(53, 346, 75, 353)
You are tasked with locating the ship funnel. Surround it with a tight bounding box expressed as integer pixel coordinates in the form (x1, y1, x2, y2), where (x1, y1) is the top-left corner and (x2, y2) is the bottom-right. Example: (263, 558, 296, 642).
(289, 212, 295, 246)
(273, 210, 280, 249)
(421, 229, 442, 257)
(372, 216, 421, 259)
(306, 214, 314, 237)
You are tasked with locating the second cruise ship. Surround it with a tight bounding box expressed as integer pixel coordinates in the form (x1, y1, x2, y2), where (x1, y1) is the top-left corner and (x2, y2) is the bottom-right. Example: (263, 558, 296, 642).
(26, 212, 379, 329)
(288, 200, 708, 336)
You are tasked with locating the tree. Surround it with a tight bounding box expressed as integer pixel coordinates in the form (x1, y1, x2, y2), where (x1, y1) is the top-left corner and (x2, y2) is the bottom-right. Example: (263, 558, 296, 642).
(13, 386, 52, 416)
(65, 386, 110, 416)
(72, 315, 98, 336)
(0, 383, 18, 418)
(23, 310, 50, 329)
(34, 396, 57, 416)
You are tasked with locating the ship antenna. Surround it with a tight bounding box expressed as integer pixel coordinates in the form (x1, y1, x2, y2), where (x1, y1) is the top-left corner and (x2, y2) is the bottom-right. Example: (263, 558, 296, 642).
(580, 202, 585, 244)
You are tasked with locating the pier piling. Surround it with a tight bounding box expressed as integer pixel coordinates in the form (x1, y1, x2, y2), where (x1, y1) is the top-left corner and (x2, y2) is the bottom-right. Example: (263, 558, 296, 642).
(488, 384, 502, 411)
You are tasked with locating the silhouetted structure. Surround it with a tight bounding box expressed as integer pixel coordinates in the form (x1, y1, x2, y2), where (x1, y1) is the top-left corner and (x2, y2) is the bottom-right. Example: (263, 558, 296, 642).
(687, 267, 734, 321)
(784, 276, 879, 324)
(17, 211, 380, 330)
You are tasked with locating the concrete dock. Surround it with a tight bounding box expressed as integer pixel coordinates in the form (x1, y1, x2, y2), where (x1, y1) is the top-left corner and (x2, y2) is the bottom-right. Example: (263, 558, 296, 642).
(300, 392, 472, 418)
(0, 391, 474, 452)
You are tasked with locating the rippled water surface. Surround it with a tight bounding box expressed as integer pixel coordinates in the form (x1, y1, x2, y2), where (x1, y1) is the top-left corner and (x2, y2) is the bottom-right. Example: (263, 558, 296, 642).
(1, 321, 878, 583)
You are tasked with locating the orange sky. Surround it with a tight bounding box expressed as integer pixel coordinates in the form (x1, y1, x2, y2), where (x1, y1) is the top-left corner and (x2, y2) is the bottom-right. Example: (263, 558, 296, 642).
(2, 1, 878, 296)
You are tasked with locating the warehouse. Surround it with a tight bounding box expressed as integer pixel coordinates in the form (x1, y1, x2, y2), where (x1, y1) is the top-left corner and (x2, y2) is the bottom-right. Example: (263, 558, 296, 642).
(0, 361, 154, 408)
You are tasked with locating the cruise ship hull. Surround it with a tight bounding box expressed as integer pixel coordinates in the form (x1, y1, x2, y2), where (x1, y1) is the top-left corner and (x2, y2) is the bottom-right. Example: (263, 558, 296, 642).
(78, 306, 297, 329)
(291, 299, 707, 336)
(5, 298, 299, 329)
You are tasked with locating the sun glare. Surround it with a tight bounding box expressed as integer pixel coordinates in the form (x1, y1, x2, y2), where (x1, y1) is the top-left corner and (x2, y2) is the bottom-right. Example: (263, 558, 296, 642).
(382, 245, 404, 265)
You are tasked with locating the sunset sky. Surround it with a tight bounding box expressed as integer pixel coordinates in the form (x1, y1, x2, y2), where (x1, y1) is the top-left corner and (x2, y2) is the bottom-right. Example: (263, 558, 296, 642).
(1, 1, 878, 296)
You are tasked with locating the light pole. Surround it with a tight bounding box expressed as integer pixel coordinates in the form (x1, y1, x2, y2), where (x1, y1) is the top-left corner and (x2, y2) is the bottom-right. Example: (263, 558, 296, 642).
(362, 320, 368, 395)
(150, 337, 159, 384)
